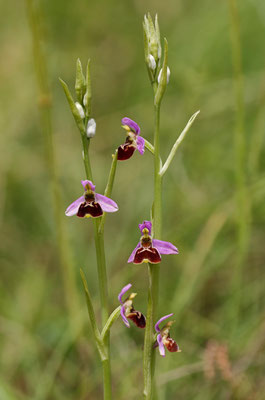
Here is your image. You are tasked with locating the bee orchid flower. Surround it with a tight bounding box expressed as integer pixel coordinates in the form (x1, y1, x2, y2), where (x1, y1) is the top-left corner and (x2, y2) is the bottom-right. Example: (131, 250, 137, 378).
(118, 283, 146, 328)
(65, 180, 118, 218)
(128, 220, 178, 264)
(155, 313, 181, 357)
(117, 117, 145, 161)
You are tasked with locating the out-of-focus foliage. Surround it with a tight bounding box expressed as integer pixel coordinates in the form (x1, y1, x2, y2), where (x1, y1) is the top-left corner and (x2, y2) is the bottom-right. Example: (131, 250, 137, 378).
(0, 0, 265, 399)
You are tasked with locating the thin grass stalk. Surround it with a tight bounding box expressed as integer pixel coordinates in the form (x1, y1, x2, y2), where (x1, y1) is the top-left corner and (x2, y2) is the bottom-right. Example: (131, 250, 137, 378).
(227, 0, 250, 328)
(25, 0, 79, 329)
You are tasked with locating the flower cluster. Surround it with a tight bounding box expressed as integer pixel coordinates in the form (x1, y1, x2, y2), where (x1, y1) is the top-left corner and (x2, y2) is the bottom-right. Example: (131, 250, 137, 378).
(65, 116, 180, 357)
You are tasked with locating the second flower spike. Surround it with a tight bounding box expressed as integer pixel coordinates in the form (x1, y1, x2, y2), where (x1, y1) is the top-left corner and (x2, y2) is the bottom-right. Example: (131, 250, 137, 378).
(65, 180, 118, 218)
(117, 117, 145, 161)
(128, 220, 178, 264)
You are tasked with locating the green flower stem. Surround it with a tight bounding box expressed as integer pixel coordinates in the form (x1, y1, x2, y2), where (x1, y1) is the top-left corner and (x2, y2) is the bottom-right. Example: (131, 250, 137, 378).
(25, 0, 79, 331)
(143, 103, 161, 399)
(81, 135, 93, 179)
(99, 150, 118, 233)
(81, 133, 112, 400)
(153, 104, 162, 238)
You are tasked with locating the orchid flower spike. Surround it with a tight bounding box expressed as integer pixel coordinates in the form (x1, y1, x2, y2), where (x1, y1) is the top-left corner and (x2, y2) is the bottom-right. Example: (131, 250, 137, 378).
(65, 180, 118, 218)
(128, 220, 178, 264)
(117, 117, 145, 161)
(155, 313, 181, 357)
(118, 283, 146, 328)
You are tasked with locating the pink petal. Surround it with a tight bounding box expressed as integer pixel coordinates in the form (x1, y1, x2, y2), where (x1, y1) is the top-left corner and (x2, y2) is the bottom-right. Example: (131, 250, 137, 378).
(157, 334, 166, 357)
(95, 193, 118, 213)
(127, 242, 141, 263)
(118, 283, 132, 304)
(81, 180, 96, 191)
(155, 313, 174, 333)
(65, 195, 85, 216)
(152, 239, 178, 255)
(121, 305, 130, 328)
(138, 220, 152, 234)
(136, 135, 145, 155)
(121, 117, 140, 134)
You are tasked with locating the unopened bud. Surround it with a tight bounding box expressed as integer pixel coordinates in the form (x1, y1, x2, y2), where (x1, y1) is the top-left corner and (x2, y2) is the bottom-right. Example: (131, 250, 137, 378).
(75, 58, 86, 103)
(158, 66, 170, 84)
(86, 118, 96, 138)
(148, 54, 156, 71)
(75, 102, 85, 119)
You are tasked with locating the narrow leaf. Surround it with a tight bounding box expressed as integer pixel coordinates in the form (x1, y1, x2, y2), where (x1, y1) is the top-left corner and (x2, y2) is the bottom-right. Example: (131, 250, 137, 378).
(101, 306, 121, 342)
(59, 78, 86, 135)
(80, 269, 107, 360)
(160, 111, 200, 176)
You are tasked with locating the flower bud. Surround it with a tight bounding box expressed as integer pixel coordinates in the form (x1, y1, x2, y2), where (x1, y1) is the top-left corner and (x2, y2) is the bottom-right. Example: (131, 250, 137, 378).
(84, 60, 92, 117)
(148, 54, 156, 71)
(75, 102, 85, 119)
(75, 59, 86, 104)
(143, 13, 161, 66)
(158, 66, 170, 84)
(86, 118, 96, 138)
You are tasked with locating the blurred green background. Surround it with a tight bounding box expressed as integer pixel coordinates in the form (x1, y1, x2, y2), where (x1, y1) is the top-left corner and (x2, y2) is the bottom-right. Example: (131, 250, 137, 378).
(1, 0, 265, 399)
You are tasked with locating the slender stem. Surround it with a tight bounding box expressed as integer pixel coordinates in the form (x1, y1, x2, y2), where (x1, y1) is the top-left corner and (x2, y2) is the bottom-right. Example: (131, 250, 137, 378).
(25, 0, 79, 330)
(99, 150, 118, 233)
(81, 135, 93, 179)
(227, 0, 250, 328)
(81, 133, 112, 400)
(143, 103, 162, 399)
(153, 105, 162, 238)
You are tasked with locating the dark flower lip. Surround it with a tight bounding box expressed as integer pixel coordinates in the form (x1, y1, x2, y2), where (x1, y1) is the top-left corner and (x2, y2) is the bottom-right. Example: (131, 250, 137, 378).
(127, 310, 146, 328)
(133, 247, 161, 264)
(117, 143, 136, 161)
(164, 337, 180, 352)
(77, 201, 103, 218)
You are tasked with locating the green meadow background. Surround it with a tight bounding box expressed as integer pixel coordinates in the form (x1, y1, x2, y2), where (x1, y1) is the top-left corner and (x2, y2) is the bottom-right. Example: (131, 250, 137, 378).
(1, 0, 265, 399)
